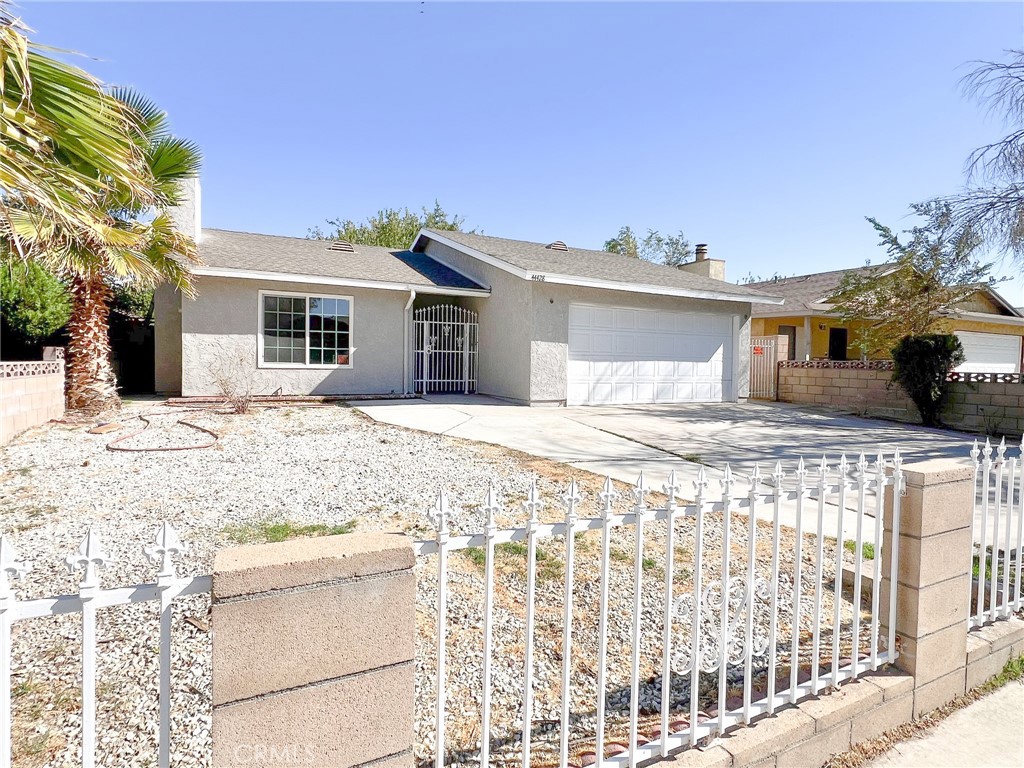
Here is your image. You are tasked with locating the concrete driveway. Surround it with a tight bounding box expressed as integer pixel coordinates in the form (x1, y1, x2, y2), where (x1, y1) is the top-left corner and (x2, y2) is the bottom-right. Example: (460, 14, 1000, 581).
(356, 396, 982, 537)
(358, 395, 975, 476)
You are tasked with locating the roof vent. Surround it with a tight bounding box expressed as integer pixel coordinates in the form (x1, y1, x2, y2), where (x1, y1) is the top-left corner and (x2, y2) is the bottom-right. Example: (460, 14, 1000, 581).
(545, 240, 568, 251)
(327, 240, 356, 253)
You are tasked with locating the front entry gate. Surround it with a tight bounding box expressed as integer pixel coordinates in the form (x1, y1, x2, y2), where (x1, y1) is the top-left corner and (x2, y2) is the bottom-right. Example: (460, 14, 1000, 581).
(414, 304, 479, 394)
(749, 335, 779, 399)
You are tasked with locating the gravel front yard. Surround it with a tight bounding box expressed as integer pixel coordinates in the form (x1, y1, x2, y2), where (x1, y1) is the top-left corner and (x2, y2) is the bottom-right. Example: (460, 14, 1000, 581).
(0, 401, 867, 768)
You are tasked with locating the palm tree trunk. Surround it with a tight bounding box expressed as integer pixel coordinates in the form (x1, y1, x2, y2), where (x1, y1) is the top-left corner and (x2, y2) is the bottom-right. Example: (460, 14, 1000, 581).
(66, 273, 119, 412)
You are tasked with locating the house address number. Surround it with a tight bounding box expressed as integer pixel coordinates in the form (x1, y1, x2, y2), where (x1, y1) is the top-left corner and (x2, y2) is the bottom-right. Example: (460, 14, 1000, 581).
(530, 274, 546, 282)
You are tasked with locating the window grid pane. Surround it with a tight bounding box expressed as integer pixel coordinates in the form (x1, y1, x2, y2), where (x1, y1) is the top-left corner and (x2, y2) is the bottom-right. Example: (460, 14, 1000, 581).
(308, 295, 350, 365)
(262, 295, 307, 364)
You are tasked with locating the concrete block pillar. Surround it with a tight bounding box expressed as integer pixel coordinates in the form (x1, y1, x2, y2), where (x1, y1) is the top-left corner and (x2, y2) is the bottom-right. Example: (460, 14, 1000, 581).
(211, 532, 416, 767)
(882, 459, 974, 716)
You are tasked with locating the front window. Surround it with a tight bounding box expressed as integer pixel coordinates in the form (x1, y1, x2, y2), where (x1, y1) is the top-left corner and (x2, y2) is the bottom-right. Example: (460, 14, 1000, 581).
(260, 292, 352, 366)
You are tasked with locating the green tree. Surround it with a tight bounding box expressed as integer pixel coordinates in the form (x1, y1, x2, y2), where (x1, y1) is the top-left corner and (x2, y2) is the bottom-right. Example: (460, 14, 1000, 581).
(0, 258, 70, 343)
(943, 50, 1024, 261)
(309, 202, 467, 249)
(830, 202, 995, 357)
(891, 334, 965, 427)
(8, 89, 201, 411)
(0, 6, 151, 253)
(603, 226, 693, 266)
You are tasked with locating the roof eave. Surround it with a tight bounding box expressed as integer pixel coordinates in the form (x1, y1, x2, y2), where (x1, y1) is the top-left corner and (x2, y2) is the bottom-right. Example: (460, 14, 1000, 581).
(191, 265, 491, 297)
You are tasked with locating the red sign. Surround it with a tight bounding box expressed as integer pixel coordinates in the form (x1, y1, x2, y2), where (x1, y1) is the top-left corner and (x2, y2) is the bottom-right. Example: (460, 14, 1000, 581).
(753, 346, 764, 356)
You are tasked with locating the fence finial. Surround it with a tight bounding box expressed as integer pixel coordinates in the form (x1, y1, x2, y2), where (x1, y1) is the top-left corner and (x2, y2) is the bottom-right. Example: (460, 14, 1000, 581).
(523, 479, 543, 523)
(144, 522, 187, 579)
(632, 472, 649, 508)
(772, 460, 784, 483)
(663, 470, 681, 505)
(856, 452, 868, 477)
(996, 436, 1007, 461)
(795, 456, 807, 484)
(0, 535, 30, 598)
(563, 479, 581, 519)
(749, 463, 763, 492)
(817, 454, 829, 481)
(481, 483, 501, 531)
(983, 437, 993, 463)
(971, 439, 980, 465)
(694, 465, 709, 496)
(428, 490, 450, 536)
(599, 476, 619, 517)
(66, 527, 110, 589)
(721, 463, 735, 492)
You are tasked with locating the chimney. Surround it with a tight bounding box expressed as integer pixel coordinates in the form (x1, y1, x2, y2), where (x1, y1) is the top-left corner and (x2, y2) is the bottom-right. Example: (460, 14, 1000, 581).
(169, 177, 202, 242)
(677, 242, 726, 282)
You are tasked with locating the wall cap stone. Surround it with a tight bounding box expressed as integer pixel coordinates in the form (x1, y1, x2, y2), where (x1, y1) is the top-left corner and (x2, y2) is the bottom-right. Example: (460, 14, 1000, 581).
(213, 531, 414, 599)
(901, 459, 974, 487)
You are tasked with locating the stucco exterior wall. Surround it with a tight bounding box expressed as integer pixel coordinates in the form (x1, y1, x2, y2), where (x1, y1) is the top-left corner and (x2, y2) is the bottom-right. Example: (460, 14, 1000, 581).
(153, 284, 183, 394)
(420, 240, 533, 402)
(180, 277, 406, 397)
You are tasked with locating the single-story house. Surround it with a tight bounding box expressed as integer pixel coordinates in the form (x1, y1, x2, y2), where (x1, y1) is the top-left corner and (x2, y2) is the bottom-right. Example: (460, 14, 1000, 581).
(155, 181, 783, 405)
(746, 266, 1024, 372)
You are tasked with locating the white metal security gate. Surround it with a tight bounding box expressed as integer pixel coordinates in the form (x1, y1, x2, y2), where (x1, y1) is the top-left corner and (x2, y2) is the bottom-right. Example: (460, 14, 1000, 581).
(749, 335, 779, 399)
(414, 305, 479, 394)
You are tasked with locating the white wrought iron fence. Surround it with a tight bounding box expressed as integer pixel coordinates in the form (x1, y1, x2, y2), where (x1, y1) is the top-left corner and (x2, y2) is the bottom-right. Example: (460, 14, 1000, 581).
(416, 452, 904, 768)
(970, 437, 1024, 629)
(0, 524, 209, 768)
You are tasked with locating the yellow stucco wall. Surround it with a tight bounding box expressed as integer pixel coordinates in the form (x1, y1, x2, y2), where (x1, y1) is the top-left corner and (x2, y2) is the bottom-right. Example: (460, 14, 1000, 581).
(751, 315, 1024, 361)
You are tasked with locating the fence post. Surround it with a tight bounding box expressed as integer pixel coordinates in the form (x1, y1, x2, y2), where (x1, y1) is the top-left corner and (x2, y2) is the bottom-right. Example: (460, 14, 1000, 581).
(882, 459, 974, 717)
(211, 532, 416, 767)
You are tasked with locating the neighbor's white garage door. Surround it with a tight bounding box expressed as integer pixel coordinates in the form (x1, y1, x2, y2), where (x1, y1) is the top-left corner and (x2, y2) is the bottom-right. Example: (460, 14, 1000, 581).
(955, 331, 1022, 373)
(567, 304, 734, 406)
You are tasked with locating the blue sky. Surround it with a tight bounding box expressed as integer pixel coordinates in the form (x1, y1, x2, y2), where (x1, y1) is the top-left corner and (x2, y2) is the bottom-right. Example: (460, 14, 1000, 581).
(22, 1, 1024, 301)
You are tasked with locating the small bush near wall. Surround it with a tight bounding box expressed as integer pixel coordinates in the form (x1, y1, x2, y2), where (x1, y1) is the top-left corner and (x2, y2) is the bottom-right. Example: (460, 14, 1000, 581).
(891, 334, 965, 427)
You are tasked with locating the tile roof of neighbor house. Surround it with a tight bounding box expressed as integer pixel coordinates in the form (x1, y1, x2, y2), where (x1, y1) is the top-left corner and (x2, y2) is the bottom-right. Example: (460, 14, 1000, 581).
(194, 228, 487, 291)
(744, 264, 895, 314)
(420, 229, 784, 302)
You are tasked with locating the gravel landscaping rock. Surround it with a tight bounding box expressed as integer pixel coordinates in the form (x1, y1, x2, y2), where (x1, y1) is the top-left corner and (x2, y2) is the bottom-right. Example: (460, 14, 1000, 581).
(0, 401, 871, 768)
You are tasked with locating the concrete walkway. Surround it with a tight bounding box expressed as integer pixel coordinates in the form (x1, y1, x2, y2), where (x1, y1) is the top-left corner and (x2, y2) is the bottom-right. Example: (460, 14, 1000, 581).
(866, 681, 1024, 768)
(355, 396, 979, 537)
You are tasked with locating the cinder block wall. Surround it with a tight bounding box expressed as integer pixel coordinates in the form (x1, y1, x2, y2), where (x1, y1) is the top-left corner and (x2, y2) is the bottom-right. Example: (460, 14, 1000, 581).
(777, 365, 1024, 436)
(211, 532, 416, 768)
(0, 363, 65, 446)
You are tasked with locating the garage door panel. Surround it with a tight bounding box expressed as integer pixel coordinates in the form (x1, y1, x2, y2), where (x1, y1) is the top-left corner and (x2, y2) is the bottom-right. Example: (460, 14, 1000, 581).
(567, 303, 734, 405)
(955, 331, 1021, 374)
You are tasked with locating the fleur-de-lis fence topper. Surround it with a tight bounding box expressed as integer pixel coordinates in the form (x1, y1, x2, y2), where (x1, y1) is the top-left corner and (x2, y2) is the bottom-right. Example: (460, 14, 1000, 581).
(523, 478, 544, 524)
(428, 490, 451, 538)
(144, 522, 187, 580)
(66, 528, 111, 590)
(0, 536, 30, 599)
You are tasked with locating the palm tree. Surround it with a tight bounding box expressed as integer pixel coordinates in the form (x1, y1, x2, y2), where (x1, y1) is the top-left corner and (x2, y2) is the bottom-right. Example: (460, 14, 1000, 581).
(9, 89, 201, 411)
(0, 7, 151, 249)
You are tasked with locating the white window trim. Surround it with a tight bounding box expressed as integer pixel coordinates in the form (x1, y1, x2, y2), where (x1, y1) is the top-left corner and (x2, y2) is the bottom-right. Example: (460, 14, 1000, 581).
(257, 289, 355, 370)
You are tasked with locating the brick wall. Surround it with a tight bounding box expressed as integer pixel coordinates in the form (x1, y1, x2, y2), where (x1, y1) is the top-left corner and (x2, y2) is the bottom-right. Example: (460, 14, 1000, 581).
(0, 360, 65, 446)
(777, 363, 1024, 436)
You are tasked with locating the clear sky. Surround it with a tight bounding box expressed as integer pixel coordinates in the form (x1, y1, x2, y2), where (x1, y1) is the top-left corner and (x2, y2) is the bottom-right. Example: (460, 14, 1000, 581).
(21, 1, 1024, 301)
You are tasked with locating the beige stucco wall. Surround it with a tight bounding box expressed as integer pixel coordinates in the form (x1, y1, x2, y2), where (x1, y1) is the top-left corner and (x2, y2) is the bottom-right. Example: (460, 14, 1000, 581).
(153, 284, 183, 394)
(420, 240, 533, 402)
(0, 362, 65, 445)
(180, 276, 407, 397)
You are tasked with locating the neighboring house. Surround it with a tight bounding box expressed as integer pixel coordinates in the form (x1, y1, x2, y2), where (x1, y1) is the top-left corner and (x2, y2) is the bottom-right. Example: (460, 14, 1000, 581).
(746, 266, 1024, 372)
(154, 181, 783, 405)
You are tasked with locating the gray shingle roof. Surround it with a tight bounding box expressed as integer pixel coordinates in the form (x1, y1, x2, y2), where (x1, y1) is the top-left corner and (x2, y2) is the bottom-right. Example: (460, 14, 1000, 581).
(744, 264, 895, 315)
(195, 229, 486, 291)
(420, 230, 782, 302)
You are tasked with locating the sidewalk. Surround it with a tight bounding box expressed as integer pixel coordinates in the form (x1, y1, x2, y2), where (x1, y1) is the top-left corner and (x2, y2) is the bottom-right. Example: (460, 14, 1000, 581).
(866, 681, 1024, 768)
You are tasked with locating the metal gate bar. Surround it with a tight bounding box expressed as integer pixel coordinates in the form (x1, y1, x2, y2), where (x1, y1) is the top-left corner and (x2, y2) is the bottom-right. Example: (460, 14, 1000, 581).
(414, 304, 479, 394)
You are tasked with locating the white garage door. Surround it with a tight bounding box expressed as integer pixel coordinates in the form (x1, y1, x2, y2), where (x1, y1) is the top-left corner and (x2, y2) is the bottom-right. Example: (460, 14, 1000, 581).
(567, 304, 734, 406)
(955, 331, 1022, 373)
